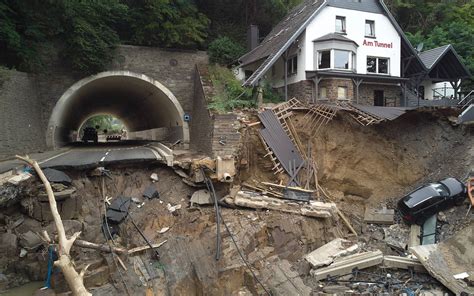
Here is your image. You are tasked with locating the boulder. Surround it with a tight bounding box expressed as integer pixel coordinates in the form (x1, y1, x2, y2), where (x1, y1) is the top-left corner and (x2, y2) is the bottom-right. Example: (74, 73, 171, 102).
(18, 230, 43, 250)
(190, 190, 213, 206)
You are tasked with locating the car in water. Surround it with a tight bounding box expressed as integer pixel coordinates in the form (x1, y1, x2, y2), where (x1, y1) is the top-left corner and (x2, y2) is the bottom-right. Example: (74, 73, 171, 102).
(81, 127, 98, 143)
(398, 177, 467, 225)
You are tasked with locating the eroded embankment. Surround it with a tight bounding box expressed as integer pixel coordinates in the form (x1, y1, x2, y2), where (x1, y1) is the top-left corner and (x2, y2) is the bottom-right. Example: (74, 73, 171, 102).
(240, 108, 472, 218)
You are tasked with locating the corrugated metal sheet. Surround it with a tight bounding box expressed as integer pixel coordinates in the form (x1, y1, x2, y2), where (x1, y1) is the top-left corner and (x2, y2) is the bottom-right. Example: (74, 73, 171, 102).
(259, 110, 304, 175)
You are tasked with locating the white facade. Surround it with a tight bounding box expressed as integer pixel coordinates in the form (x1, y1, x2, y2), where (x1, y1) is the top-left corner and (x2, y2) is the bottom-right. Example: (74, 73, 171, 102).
(421, 80, 458, 100)
(305, 6, 401, 76)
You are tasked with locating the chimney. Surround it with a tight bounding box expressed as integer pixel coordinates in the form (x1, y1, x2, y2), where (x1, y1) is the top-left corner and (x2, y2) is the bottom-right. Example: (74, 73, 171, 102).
(247, 25, 259, 51)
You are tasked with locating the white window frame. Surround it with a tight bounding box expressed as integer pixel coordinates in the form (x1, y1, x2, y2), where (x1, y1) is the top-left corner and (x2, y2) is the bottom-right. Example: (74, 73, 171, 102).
(317, 49, 355, 71)
(335, 16, 346, 34)
(367, 56, 390, 75)
(320, 87, 328, 99)
(365, 20, 375, 38)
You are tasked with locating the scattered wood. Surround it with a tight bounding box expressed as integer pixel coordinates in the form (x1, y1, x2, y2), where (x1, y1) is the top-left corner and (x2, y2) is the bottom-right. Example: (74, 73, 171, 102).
(310, 250, 384, 281)
(128, 240, 167, 255)
(74, 239, 127, 254)
(261, 182, 314, 193)
(336, 208, 358, 236)
(246, 121, 261, 127)
(233, 191, 336, 219)
(16, 155, 91, 296)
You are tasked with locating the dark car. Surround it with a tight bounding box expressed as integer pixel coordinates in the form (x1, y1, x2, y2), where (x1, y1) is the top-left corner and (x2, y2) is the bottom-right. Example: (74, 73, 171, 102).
(82, 127, 98, 143)
(398, 177, 467, 225)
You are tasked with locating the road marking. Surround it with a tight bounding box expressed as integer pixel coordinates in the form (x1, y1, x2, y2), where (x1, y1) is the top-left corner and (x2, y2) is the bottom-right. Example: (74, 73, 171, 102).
(100, 149, 112, 162)
(38, 149, 72, 165)
(100, 156, 106, 162)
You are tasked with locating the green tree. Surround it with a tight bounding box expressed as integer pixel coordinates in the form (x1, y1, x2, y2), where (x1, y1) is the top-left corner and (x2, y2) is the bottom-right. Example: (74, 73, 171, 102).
(208, 36, 246, 65)
(129, 0, 209, 48)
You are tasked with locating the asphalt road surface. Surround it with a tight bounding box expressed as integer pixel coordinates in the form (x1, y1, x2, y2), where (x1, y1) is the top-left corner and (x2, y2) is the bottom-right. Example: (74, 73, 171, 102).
(40, 145, 162, 169)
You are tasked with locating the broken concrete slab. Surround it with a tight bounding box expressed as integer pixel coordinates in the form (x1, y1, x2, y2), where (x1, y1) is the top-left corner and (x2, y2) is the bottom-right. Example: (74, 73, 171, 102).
(311, 250, 384, 281)
(42, 168, 71, 185)
(190, 189, 212, 206)
(304, 238, 359, 268)
(260, 258, 312, 296)
(408, 224, 421, 248)
(18, 230, 43, 250)
(383, 224, 410, 251)
(234, 191, 336, 219)
(410, 223, 474, 295)
(106, 196, 131, 224)
(8, 172, 32, 185)
(364, 207, 394, 224)
(143, 185, 160, 199)
(383, 256, 427, 273)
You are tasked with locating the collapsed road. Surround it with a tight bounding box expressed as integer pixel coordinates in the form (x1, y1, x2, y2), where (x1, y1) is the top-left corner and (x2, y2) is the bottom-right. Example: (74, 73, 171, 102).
(0, 100, 473, 295)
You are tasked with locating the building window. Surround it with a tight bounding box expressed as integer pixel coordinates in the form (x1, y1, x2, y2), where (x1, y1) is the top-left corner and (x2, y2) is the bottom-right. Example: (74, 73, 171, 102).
(365, 20, 375, 37)
(334, 50, 350, 69)
(287, 55, 297, 75)
(337, 86, 348, 100)
(320, 87, 327, 99)
(367, 57, 389, 74)
(335, 16, 346, 33)
(378, 58, 389, 74)
(318, 50, 331, 69)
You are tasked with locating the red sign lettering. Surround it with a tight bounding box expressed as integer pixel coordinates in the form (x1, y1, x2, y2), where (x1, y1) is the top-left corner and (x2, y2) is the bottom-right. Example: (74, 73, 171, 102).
(363, 39, 393, 48)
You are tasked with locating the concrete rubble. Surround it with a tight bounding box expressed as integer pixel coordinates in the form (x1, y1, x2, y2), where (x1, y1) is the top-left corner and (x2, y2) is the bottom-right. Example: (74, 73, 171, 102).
(233, 190, 337, 219)
(190, 189, 213, 206)
(304, 238, 359, 268)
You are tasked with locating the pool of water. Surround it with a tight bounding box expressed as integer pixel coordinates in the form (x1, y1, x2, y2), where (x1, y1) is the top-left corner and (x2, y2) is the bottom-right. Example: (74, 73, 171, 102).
(1, 282, 44, 296)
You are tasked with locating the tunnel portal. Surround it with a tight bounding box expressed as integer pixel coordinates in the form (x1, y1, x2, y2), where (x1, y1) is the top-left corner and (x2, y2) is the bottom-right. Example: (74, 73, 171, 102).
(47, 71, 188, 147)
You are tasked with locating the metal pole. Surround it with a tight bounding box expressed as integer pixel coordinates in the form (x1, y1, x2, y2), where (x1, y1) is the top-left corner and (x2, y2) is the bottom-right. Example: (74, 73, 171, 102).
(284, 56, 288, 101)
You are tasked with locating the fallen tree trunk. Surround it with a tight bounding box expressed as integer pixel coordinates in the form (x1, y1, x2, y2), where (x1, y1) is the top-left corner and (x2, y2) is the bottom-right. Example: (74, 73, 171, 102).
(74, 239, 127, 254)
(16, 155, 91, 296)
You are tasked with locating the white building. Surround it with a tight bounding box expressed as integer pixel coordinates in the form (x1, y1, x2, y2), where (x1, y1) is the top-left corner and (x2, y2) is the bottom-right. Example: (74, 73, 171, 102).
(236, 0, 471, 107)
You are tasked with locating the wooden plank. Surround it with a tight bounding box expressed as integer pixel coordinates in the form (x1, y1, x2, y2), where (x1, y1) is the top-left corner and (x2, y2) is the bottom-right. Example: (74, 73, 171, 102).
(261, 181, 314, 193)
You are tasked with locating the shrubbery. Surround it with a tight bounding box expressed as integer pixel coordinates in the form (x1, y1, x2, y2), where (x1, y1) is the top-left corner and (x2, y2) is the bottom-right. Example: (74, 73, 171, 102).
(208, 37, 246, 65)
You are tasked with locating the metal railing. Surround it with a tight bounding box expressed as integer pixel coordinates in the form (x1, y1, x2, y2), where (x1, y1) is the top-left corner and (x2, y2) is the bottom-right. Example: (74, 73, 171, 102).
(458, 90, 474, 109)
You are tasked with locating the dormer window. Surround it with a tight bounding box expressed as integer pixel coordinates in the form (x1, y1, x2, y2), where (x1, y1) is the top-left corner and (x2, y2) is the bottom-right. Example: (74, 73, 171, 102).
(335, 16, 346, 33)
(365, 20, 375, 37)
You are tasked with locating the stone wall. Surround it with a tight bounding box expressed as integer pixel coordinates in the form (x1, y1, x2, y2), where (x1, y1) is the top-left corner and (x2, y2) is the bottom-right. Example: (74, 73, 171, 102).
(0, 70, 46, 160)
(318, 78, 354, 102)
(359, 84, 401, 106)
(190, 65, 241, 158)
(190, 65, 214, 155)
(275, 80, 313, 103)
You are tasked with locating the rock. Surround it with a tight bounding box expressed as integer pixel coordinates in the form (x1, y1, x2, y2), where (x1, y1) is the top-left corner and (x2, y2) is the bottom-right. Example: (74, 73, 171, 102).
(19, 248, 27, 257)
(383, 224, 409, 251)
(190, 189, 213, 206)
(0, 233, 18, 254)
(0, 273, 8, 291)
(438, 211, 447, 223)
(143, 185, 160, 199)
(167, 203, 182, 214)
(106, 196, 131, 224)
(38, 188, 75, 202)
(18, 230, 43, 250)
(158, 227, 170, 234)
(150, 173, 159, 182)
(46, 220, 83, 236)
(42, 168, 72, 185)
(305, 238, 359, 268)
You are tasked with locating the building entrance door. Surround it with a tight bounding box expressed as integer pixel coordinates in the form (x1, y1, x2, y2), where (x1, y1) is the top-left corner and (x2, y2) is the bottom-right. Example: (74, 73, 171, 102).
(374, 90, 384, 106)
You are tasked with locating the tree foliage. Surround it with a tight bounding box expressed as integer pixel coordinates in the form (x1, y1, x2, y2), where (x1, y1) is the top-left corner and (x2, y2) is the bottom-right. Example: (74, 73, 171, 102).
(208, 36, 246, 65)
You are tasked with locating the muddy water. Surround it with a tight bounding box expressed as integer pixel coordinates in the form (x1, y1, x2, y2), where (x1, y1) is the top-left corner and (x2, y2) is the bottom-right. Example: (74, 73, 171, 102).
(1, 282, 43, 296)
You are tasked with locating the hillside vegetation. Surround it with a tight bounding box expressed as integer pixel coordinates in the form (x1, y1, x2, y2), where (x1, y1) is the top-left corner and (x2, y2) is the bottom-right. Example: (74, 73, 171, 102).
(0, 0, 472, 81)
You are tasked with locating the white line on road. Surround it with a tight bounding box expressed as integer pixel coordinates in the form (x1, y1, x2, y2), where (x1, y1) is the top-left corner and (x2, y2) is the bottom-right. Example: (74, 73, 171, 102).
(100, 149, 112, 162)
(38, 149, 72, 165)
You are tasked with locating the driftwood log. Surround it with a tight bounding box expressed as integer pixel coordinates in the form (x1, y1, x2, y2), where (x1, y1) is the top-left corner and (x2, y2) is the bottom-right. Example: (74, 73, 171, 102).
(16, 155, 91, 296)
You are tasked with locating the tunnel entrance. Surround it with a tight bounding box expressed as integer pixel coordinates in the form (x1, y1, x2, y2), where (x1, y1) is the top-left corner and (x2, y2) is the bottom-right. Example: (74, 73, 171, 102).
(47, 71, 189, 148)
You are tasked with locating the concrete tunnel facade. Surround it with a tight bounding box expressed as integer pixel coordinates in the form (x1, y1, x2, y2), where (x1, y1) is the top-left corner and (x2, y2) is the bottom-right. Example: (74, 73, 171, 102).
(47, 71, 189, 148)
